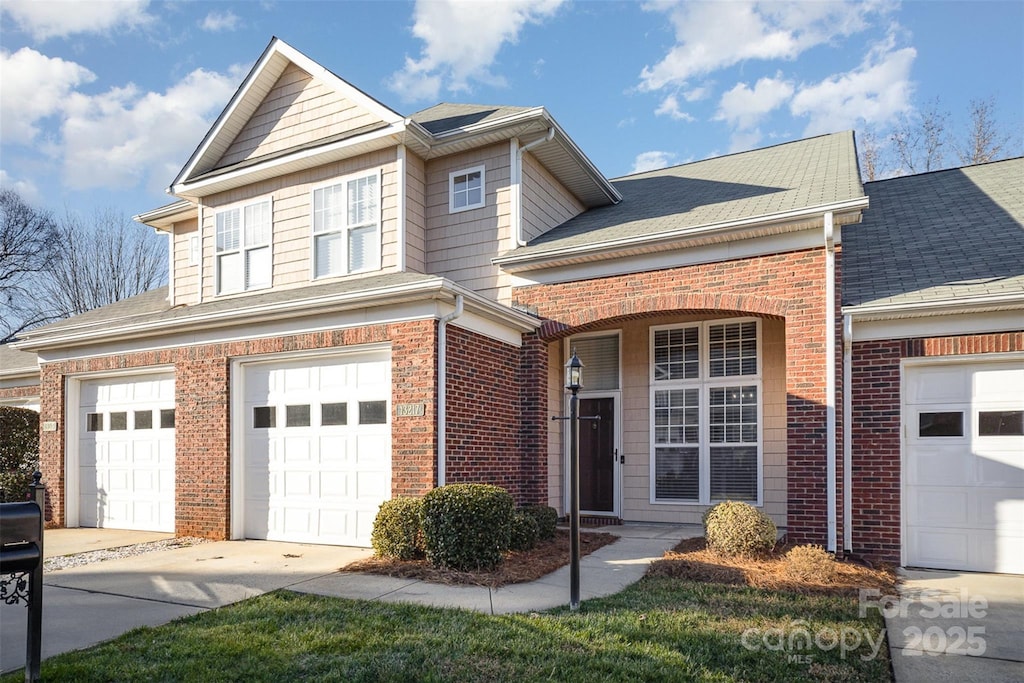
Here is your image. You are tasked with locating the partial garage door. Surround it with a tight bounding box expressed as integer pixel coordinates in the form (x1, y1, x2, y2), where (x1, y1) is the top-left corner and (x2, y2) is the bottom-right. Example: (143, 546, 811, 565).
(79, 374, 175, 532)
(242, 352, 390, 546)
(904, 359, 1024, 573)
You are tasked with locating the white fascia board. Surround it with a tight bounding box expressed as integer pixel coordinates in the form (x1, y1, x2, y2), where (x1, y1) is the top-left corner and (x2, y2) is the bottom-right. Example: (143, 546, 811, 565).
(843, 293, 1024, 321)
(850, 307, 1024, 342)
(444, 281, 541, 334)
(545, 115, 621, 204)
(170, 124, 405, 198)
(510, 227, 832, 288)
(494, 197, 868, 270)
(133, 200, 197, 231)
(430, 107, 548, 141)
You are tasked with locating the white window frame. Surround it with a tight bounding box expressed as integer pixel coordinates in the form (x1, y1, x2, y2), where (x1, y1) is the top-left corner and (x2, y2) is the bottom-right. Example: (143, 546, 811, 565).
(214, 195, 273, 295)
(649, 318, 763, 506)
(310, 169, 382, 280)
(448, 165, 486, 213)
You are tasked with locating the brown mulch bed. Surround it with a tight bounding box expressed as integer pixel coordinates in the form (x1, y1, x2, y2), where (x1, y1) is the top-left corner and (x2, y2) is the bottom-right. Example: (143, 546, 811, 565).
(342, 529, 618, 588)
(647, 537, 897, 596)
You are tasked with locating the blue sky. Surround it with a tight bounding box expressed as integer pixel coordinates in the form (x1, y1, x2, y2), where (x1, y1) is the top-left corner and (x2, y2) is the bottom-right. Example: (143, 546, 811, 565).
(1, 0, 1021, 218)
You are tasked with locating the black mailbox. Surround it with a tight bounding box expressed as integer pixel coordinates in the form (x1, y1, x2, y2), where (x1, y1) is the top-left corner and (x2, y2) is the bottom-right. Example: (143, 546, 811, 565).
(0, 502, 42, 573)
(0, 474, 45, 682)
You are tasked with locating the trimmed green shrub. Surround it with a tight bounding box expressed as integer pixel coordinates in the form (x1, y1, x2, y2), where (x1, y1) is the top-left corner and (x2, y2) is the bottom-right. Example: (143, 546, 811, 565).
(509, 511, 540, 551)
(420, 483, 513, 570)
(703, 500, 777, 557)
(0, 406, 39, 503)
(371, 497, 425, 560)
(519, 504, 558, 540)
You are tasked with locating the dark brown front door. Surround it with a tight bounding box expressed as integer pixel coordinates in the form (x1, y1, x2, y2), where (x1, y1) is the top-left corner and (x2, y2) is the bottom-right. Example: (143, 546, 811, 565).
(579, 397, 615, 513)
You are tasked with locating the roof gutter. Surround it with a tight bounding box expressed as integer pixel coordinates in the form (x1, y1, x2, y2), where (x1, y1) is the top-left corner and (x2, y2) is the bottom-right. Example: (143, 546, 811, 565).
(843, 292, 1024, 320)
(494, 196, 869, 270)
(511, 128, 556, 247)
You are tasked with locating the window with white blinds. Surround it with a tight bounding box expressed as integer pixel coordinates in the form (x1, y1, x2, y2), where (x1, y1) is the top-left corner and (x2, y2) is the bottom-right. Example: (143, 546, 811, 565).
(313, 171, 380, 278)
(215, 198, 271, 294)
(650, 319, 762, 505)
(569, 334, 620, 391)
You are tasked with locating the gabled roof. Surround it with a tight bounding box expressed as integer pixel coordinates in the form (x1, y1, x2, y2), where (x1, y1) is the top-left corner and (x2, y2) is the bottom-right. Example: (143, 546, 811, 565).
(0, 343, 39, 379)
(495, 132, 866, 270)
(411, 103, 535, 135)
(843, 157, 1024, 316)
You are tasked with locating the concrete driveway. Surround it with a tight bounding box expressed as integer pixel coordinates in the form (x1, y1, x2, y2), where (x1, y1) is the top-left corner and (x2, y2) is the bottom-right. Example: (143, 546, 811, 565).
(1, 533, 371, 674)
(885, 569, 1024, 682)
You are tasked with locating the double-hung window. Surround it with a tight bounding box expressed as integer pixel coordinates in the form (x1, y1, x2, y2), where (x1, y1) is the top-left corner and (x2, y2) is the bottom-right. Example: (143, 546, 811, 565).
(448, 165, 485, 213)
(215, 198, 271, 294)
(651, 319, 761, 505)
(312, 171, 380, 278)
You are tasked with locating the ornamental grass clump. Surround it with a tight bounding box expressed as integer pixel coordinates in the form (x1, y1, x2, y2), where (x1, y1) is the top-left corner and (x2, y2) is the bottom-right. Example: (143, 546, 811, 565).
(421, 483, 514, 570)
(784, 544, 838, 583)
(702, 500, 777, 557)
(371, 497, 425, 560)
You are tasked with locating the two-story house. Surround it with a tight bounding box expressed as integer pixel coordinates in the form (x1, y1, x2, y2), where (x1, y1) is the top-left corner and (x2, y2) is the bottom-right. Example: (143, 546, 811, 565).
(8, 38, 1022, 573)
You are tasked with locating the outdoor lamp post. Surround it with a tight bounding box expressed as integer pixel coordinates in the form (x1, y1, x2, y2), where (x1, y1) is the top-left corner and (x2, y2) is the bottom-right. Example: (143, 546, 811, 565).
(564, 350, 583, 610)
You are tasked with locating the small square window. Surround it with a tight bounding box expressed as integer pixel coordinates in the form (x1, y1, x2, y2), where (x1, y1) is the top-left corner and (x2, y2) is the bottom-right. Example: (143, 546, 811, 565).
(134, 410, 153, 430)
(919, 411, 963, 437)
(87, 413, 103, 432)
(253, 406, 276, 429)
(449, 166, 485, 213)
(286, 404, 311, 427)
(359, 400, 387, 425)
(322, 403, 348, 426)
(110, 412, 128, 431)
(160, 409, 175, 429)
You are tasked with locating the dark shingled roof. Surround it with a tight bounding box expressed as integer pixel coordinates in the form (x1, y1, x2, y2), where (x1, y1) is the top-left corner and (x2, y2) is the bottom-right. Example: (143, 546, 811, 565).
(505, 131, 863, 258)
(410, 103, 534, 135)
(843, 157, 1024, 309)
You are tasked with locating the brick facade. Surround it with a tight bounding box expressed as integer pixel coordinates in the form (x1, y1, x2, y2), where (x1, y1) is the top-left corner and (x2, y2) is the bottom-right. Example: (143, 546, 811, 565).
(38, 321, 437, 538)
(850, 332, 1024, 563)
(0, 384, 39, 404)
(514, 247, 841, 545)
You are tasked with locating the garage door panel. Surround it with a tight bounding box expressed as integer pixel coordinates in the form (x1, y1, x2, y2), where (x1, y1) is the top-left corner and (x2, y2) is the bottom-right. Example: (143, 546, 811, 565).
(907, 446, 972, 486)
(319, 436, 348, 463)
(910, 488, 969, 526)
(906, 366, 969, 404)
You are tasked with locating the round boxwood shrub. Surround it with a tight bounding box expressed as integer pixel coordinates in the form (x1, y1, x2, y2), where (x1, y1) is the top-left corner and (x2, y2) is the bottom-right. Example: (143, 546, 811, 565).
(703, 500, 777, 557)
(519, 504, 558, 540)
(420, 483, 513, 570)
(371, 497, 425, 560)
(0, 406, 40, 503)
(509, 510, 540, 551)
(784, 544, 837, 583)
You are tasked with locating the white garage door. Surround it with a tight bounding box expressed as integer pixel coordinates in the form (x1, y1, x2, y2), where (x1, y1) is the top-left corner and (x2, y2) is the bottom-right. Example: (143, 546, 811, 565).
(79, 374, 175, 532)
(904, 359, 1024, 573)
(242, 352, 391, 546)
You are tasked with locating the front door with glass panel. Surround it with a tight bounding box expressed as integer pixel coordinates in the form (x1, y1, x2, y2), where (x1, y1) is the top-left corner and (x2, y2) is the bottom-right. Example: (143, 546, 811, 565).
(580, 397, 616, 513)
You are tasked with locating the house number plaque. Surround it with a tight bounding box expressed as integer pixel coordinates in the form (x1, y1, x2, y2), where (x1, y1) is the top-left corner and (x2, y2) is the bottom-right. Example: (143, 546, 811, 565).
(395, 403, 425, 417)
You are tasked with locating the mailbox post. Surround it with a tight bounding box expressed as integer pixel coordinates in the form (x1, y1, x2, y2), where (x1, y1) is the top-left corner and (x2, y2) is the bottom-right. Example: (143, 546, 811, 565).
(0, 472, 45, 683)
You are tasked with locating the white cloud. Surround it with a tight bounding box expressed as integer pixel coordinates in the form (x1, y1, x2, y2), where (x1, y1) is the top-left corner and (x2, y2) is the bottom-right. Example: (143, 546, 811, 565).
(715, 76, 794, 130)
(0, 169, 41, 204)
(200, 10, 241, 32)
(0, 48, 96, 144)
(790, 34, 916, 135)
(59, 66, 244, 191)
(638, 1, 888, 92)
(727, 128, 765, 154)
(654, 94, 695, 122)
(683, 85, 711, 102)
(631, 150, 678, 174)
(0, 0, 153, 40)
(389, 0, 565, 101)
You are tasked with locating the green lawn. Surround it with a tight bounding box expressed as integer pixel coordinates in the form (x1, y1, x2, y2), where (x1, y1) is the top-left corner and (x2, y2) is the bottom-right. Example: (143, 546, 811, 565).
(4, 577, 890, 682)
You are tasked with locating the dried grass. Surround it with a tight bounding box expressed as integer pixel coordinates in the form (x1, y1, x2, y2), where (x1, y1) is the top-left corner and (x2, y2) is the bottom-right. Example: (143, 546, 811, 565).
(647, 537, 897, 596)
(342, 529, 618, 588)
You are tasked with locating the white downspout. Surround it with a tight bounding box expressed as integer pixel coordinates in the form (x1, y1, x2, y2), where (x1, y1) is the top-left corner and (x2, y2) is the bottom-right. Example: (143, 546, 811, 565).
(197, 199, 204, 304)
(436, 294, 464, 487)
(396, 144, 407, 272)
(512, 128, 555, 247)
(165, 229, 175, 307)
(843, 313, 853, 553)
(824, 212, 837, 553)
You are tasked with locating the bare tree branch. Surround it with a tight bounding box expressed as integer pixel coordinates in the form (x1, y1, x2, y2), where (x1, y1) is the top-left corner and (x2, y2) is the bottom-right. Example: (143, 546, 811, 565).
(890, 97, 950, 174)
(0, 189, 60, 343)
(956, 97, 1011, 165)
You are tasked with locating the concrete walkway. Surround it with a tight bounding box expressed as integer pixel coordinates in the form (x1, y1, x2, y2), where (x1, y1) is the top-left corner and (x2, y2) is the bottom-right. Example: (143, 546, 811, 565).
(885, 569, 1024, 683)
(1, 524, 695, 674)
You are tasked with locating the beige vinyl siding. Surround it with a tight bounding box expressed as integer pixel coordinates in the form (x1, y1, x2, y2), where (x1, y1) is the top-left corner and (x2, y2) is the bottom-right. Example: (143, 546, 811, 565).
(171, 219, 199, 306)
(405, 152, 427, 273)
(199, 148, 399, 299)
(521, 152, 584, 242)
(216, 63, 384, 169)
(546, 316, 787, 527)
(425, 144, 512, 301)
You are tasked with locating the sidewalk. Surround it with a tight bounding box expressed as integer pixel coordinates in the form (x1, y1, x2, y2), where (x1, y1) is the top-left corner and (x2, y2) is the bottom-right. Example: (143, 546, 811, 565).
(1, 524, 696, 674)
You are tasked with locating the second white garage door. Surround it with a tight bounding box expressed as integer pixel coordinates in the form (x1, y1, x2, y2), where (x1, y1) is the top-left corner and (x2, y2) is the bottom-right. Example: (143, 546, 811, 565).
(241, 352, 391, 546)
(904, 359, 1024, 573)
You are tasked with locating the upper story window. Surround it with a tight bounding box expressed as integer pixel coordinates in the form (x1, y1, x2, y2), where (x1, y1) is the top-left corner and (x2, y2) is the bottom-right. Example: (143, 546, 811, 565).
(449, 165, 485, 213)
(312, 171, 381, 279)
(215, 198, 271, 295)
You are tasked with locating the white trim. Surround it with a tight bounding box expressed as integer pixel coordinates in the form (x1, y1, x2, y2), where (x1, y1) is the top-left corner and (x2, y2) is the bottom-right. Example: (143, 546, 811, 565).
(849, 309, 1024, 342)
(844, 293, 1024, 319)
(396, 145, 407, 272)
(648, 318, 764, 507)
(229, 343, 392, 541)
(213, 193, 274, 296)
(309, 168, 383, 280)
(196, 200, 204, 304)
(437, 296, 464, 487)
(448, 165, 486, 213)
(510, 138, 521, 249)
(824, 212, 837, 552)
(842, 314, 853, 553)
(166, 231, 175, 307)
